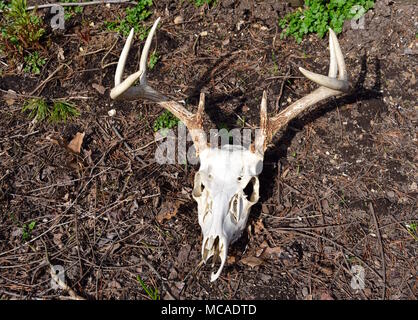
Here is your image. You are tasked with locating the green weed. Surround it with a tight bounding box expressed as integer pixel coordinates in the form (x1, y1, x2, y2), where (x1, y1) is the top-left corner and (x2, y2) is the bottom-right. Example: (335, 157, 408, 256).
(406, 222, 417, 241)
(23, 51, 45, 74)
(279, 0, 375, 43)
(105, 0, 153, 39)
(137, 275, 160, 300)
(22, 98, 80, 123)
(22, 221, 36, 241)
(192, 0, 217, 7)
(0, 0, 45, 55)
(148, 51, 159, 70)
(62, 0, 84, 21)
(153, 110, 179, 132)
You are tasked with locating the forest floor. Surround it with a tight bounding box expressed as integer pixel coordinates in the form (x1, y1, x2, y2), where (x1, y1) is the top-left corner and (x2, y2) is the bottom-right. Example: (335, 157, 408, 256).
(0, 0, 417, 300)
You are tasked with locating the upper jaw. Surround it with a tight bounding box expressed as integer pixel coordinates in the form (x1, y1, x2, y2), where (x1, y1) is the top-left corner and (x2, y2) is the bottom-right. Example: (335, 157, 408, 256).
(201, 235, 228, 282)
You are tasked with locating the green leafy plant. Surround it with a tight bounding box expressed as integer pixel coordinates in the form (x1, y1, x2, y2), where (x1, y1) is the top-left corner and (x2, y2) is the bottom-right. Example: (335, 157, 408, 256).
(0, 1, 9, 11)
(106, 0, 153, 39)
(192, 0, 217, 7)
(137, 275, 160, 300)
(62, 0, 84, 20)
(0, 0, 45, 55)
(22, 98, 80, 123)
(148, 51, 159, 70)
(153, 110, 179, 132)
(279, 0, 375, 43)
(23, 51, 45, 74)
(22, 221, 36, 241)
(22, 98, 49, 122)
(50, 101, 80, 122)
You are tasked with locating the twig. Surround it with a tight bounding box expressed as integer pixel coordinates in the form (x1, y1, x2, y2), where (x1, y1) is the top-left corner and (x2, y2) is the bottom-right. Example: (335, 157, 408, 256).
(369, 202, 387, 300)
(26, 0, 137, 11)
(111, 125, 146, 165)
(29, 64, 64, 96)
(275, 67, 291, 112)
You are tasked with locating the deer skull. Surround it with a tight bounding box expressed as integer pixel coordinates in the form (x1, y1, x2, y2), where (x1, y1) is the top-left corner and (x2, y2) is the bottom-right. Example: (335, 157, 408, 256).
(110, 18, 350, 281)
(193, 145, 262, 281)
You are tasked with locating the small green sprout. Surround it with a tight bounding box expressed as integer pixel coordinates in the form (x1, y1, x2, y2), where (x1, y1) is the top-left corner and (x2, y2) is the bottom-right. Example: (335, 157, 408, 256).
(22, 221, 36, 241)
(148, 51, 159, 70)
(137, 275, 160, 300)
(405, 222, 417, 241)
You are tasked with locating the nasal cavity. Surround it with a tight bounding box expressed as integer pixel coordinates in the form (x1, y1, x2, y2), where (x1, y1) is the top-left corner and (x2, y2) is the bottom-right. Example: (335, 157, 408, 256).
(243, 177, 255, 199)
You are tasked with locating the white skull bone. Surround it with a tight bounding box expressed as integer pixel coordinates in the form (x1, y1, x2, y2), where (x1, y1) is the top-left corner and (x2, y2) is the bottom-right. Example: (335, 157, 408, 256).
(192, 145, 263, 281)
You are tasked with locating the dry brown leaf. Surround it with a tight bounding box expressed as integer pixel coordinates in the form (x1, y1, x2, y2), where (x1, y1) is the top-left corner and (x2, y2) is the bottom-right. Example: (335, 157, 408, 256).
(156, 201, 180, 224)
(92, 83, 106, 94)
(227, 256, 236, 264)
(240, 256, 263, 268)
(67, 132, 85, 154)
(262, 246, 282, 257)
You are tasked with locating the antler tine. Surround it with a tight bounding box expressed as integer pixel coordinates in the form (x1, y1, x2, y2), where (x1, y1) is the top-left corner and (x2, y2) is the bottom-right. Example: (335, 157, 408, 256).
(110, 18, 161, 100)
(257, 29, 350, 154)
(298, 29, 349, 92)
(109, 18, 208, 155)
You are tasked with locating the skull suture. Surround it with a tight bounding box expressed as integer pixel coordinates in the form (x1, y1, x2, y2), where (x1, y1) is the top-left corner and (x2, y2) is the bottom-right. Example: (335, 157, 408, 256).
(192, 145, 263, 281)
(110, 18, 350, 282)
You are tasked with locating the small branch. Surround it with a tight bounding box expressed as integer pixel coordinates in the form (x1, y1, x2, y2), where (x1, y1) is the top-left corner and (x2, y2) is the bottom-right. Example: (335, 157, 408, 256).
(369, 202, 387, 300)
(26, 0, 137, 11)
(111, 125, 146, 165)
(30, 64, 64, 96)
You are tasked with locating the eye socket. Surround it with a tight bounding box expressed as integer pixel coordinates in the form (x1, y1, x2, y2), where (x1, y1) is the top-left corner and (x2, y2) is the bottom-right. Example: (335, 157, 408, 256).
(192, 172, 205, 197)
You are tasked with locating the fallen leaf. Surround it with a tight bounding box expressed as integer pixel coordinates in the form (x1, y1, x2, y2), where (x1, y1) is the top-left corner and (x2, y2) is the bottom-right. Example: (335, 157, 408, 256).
(262, 246, 282, 257)
(227, 256, 236, 264)
(92, 83, 106, 95)
(156, 201, 180, 224)
(67, 132, 85, 154)
(240, 256, 263, 268)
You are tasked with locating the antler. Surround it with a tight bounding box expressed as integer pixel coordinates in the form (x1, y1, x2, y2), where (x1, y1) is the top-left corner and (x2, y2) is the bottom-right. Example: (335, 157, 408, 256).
(110, 18, 207, 155)
(255, 29, 350, 154)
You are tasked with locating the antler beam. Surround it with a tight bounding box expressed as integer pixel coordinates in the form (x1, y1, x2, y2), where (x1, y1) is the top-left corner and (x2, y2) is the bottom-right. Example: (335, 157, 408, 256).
(257, 29, 350, 153)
